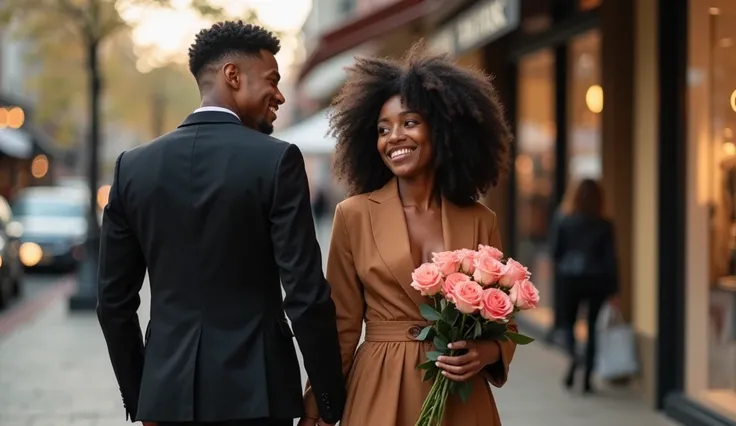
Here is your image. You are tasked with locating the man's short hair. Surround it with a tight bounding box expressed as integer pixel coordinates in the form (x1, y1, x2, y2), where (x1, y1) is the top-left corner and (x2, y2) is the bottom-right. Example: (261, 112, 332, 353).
(188, 20, 280, 80)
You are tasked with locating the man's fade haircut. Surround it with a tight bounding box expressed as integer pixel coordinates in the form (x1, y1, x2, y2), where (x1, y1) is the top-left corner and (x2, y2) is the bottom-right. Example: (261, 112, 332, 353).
(188, 20, 281, 81)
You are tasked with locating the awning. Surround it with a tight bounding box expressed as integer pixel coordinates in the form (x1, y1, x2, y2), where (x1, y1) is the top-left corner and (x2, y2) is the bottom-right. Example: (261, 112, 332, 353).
(0, 127, 33, 159)
(297, 0, 440, 84)
(273, 109, 334, 155)
(301, 43, 378, 101)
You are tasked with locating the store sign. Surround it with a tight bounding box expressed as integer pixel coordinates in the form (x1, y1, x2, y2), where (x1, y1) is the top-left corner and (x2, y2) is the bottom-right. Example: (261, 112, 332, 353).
(429, 0, 520, 56)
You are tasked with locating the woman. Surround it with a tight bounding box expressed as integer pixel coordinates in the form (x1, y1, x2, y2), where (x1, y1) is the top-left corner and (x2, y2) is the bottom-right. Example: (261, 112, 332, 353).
(549, 179, 619, 394)
(301, 45, 514, 426)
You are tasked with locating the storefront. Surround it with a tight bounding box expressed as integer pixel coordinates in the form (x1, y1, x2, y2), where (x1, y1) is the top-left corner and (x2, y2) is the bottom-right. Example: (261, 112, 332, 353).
(0, 99, 56, 201)
(661, 0, 736, 424)
(442, 0, 608, 343)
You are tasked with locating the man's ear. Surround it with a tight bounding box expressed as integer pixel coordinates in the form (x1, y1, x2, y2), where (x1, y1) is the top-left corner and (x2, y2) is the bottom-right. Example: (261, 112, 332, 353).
(223, 62, 241, 90)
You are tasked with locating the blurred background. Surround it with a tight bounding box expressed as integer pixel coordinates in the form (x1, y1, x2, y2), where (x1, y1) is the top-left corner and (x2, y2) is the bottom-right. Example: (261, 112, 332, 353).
(0, 0, 734, 425)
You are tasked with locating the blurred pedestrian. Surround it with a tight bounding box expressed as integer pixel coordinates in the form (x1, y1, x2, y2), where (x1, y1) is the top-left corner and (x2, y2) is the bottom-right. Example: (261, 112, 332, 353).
(549, 178, 619, 394)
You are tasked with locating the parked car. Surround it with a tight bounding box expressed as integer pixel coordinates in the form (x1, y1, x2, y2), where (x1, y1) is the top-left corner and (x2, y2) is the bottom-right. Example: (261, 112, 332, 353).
(12, 186, 88, 271)
(0, 195, 23, 307)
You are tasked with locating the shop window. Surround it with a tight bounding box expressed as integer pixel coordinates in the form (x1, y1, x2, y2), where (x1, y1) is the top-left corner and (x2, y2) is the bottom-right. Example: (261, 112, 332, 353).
(567, 30, 602, 184)
(515, 49, 556, 324)
(688, 0, 736, 420)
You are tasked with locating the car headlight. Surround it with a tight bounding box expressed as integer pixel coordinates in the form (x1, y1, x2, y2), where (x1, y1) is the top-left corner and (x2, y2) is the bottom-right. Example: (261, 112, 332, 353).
(19, 242, 43, 267)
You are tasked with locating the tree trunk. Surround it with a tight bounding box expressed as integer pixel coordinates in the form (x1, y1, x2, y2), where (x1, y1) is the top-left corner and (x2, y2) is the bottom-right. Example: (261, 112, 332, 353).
(86, 37, 101, 239)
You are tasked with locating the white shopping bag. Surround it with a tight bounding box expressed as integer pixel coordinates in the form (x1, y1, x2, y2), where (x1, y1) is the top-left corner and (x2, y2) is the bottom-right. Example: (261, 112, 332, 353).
(594, 303, 639, 380)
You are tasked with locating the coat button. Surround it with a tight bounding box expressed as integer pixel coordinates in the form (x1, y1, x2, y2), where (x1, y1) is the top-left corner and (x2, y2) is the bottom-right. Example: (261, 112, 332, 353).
(410, 326, 421, 338)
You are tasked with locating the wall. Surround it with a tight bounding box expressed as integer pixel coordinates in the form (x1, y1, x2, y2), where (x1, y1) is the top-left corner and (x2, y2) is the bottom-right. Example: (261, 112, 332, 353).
(632, 0, 660, 406)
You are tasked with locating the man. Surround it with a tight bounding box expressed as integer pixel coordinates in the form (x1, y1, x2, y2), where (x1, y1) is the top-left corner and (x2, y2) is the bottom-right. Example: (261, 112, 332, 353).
(96, 21, 345, 426)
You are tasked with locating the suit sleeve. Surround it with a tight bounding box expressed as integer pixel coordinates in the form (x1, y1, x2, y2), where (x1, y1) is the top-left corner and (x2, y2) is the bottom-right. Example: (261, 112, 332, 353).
(269, 144, 345, 424)
(483, 213, 517, 388)
(303, 203, 366, 419)
(96, 152, 147, 421)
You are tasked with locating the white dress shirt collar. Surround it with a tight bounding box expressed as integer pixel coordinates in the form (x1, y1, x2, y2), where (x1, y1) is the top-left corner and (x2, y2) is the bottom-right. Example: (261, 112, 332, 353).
(193, 106, 240, 121)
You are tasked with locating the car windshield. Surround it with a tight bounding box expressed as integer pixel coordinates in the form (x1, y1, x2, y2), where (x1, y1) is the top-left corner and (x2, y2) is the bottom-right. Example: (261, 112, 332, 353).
(12, 197, 85, 218)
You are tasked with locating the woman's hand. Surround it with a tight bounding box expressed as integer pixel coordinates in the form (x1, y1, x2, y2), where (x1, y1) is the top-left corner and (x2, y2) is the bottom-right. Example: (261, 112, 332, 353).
(435, 340, 501, 382)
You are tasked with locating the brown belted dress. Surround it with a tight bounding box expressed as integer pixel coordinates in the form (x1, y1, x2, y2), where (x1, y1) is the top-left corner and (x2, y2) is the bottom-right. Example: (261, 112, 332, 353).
(304, 179, 517, 426)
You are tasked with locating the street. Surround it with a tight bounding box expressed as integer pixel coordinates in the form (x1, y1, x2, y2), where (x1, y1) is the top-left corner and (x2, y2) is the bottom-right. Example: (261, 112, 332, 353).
(0, 224, 680, 426)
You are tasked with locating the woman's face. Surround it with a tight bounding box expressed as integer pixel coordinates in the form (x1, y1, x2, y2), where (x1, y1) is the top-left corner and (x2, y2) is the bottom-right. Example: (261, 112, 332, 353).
(376, 95, 433, 179)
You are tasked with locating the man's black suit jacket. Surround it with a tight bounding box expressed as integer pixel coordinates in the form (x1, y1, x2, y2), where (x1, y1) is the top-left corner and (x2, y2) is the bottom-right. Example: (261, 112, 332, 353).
(96, 111, 346, 423)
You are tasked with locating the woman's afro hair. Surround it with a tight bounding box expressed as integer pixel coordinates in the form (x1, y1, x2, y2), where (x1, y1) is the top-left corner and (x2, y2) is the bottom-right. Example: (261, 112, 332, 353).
(330, 42, 513, 206)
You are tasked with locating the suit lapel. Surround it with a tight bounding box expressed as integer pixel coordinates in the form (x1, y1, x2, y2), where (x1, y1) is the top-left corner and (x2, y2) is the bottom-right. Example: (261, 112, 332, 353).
(368, 179, 429, 308)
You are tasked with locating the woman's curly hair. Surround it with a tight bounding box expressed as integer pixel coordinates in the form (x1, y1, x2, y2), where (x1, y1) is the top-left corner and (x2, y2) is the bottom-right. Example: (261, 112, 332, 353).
(330, 43, 512, 206)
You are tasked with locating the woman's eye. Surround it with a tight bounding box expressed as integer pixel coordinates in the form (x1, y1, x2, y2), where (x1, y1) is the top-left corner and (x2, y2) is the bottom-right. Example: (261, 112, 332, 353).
(405, 119, 418, 126)
(378, 127, 389, 135)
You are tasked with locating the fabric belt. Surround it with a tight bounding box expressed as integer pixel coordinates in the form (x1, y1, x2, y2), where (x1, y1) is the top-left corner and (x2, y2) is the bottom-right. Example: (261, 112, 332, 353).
(364, 320, 431, 342)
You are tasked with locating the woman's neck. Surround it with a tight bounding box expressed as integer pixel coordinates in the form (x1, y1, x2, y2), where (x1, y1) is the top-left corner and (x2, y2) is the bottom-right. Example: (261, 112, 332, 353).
(397, 174, 438, 211)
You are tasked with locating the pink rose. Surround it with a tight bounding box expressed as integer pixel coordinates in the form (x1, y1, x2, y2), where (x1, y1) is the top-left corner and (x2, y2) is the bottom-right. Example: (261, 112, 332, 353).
(453, 280, 484, 314)
(478, 244, 503, 260)
(499, 258, 530, 289)
(410, 263, 444, 296)
(442, 272, 471, 303)
(472, 253, 505, 286)
(455, 249, 477, 275)
(432, 251, 460, 276)
(480, 288, 514, 322)
(509, 278, 540, 310)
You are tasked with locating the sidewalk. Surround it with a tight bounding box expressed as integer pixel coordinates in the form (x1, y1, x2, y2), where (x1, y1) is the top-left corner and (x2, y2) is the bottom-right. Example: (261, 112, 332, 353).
(0, 221, 680, 426)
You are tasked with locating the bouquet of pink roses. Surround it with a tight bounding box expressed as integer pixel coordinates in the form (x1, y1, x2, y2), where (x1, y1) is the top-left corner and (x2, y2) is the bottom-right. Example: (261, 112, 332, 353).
(410, 244, 540, 426)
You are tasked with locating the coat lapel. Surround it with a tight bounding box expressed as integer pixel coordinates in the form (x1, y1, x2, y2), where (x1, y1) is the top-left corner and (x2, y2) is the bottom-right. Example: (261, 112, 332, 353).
(441, 195, 477, 252)
(368, 179, 428, 308)
(368, 179, 479, 309)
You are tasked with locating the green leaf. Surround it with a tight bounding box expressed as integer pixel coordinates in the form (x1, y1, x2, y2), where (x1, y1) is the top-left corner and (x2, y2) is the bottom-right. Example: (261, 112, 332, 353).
(440, 297, 448, 312)
(416, 325, 434, 341)
(482, 321, 508, 339)
(449, 327, 461, 342)
(505, 331, 535, 345)
(433, 336, 450, 354)
(458, 381, 473, 403)
(423, 367, 438, 381)
(420, 304, 442, 322)
(426, 351, 443, 361)
(449, 380, 460, 394)
(442, 304, 460, 325)
(436, 319, 452, 341)
(417, 360, 435, 370)
(473, 319, 483, 339)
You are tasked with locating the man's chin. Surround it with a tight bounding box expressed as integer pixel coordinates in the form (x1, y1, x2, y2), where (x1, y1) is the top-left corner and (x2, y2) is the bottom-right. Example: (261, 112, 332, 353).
(258, 121, 274, 135)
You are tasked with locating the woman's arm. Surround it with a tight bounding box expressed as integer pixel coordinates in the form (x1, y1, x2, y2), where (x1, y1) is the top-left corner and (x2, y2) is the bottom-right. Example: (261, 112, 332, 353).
(303, 204, 366, 418)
